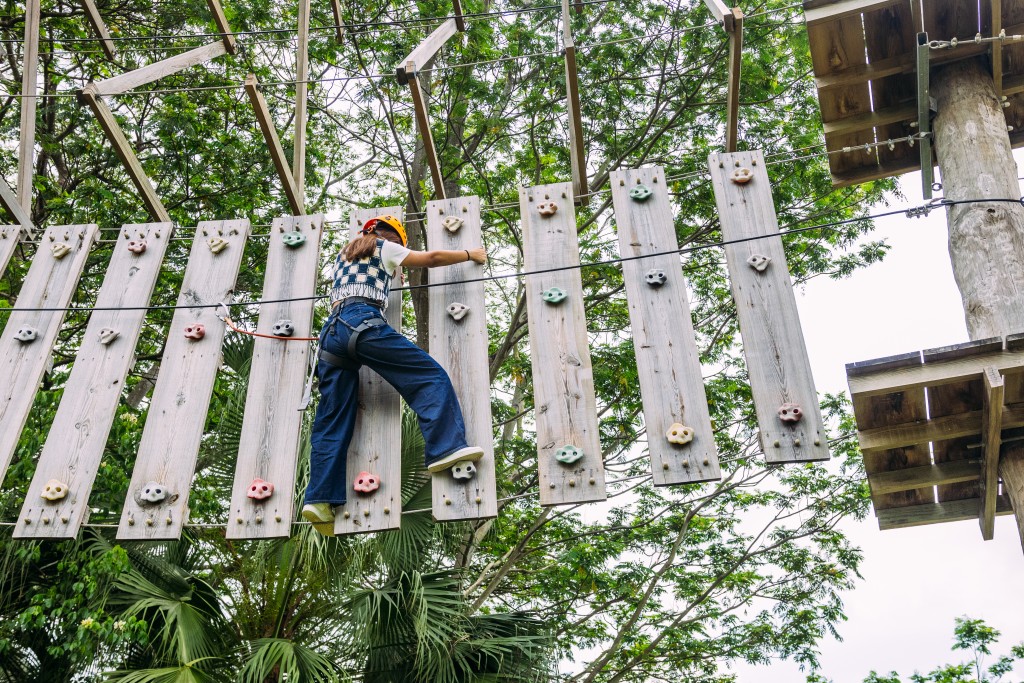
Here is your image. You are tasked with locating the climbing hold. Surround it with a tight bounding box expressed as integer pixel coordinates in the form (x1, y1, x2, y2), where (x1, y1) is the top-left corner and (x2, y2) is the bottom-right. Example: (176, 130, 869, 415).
(537, 201, 558, 216)
(184, 324, 206, 340)
(207, 237, 229, 254)
(442, 216, 464, 233)
(353, 471, 380, 494)
(98, 328, 120, 345)
(51, 243, 72, 259)
(14, 327, 37, 343)
(282, 231, 306, 247)
(629, 184, 653, 201)
(247, 478, 274, 500)
(447, 302, 469, 321)
(554, 445, 583, 464)
(746, 254, 771, 272)
(127, 239, 147, 254)
(41, 479, 68, 501)
(451, 461, 477, 481)
(778, 403, 803, 423)
(139, 482, 169, 504)
(272, 320, 295, 337)
(730, 167, 754, 184)
(542, 287, 567, 304)
(666, 423, 694, 445)
(644, 269, 667, 287)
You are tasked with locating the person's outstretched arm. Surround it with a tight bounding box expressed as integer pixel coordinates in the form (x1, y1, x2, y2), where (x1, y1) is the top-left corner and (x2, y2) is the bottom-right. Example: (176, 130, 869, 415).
(401, 247, 486, 269)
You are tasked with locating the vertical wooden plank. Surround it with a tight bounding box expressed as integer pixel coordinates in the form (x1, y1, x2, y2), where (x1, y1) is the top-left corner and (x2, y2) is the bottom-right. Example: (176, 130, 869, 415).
(520, 182, 605, 505)
(426, 196, 498, 521)
(294, 0, 310, 199)
(80, 0, 116, 60)
(330, 0, 344, 42)
(0, 225, 22, 280)
(0, 224, 99, 484)
(244, 75, 304, 215)
(205, 0, 237, 54)
(407, 69, 447, 200)
(117, 220, 250, 539)
(14, 223, 172, 538)
(725, 10, 744, 153)
(979, 366, 1004, 540)
(562, 0, 588, 202)
(18, 0, 40, 212)
(226, 215, 324, 539)
(611, 167, 720, 485)
(334, 207, 404, 535)
(709, 151, 829, 463)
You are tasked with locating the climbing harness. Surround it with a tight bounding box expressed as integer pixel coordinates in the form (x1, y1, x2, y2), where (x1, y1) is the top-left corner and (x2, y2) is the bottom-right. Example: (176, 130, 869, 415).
(319, 313, 387, 371)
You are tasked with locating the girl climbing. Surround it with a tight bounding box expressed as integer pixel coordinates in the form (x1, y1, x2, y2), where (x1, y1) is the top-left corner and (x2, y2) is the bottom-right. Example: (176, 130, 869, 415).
(302, 214, 486, 534)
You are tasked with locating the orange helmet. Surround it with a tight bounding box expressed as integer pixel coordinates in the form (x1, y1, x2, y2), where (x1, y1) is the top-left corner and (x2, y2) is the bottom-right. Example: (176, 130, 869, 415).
(361, 214, 408, 246)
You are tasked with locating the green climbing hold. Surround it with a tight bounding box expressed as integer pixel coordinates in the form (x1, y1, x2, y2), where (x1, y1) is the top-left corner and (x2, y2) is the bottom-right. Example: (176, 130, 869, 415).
(629, 184, 653, 201)
(554, 445, 583, 464)
(542, 287, 567, 304)
(282, 231, 306, 247)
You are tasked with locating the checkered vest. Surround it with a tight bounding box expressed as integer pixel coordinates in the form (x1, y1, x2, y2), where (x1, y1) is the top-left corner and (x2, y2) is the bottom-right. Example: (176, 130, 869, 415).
(330, 239, 392, 311)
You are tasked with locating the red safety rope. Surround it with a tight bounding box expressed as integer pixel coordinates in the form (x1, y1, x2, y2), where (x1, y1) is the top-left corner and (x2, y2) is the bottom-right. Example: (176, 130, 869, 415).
(217, 303, 319, 342)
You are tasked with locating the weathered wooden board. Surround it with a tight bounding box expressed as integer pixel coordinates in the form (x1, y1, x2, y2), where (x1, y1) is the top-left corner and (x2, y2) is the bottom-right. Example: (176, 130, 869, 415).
(426, 196, 498, 520)
(610, 167, 719, 485)
(856, 390, 935, 509)
(979, 366, 1004, 540)
(0, 225, 22, 279)
(520, 182, 605, 506)
(14, 223, 171, 538)
(709, 151, 829, 463)
(334, 207, 404, 535)
(117, 220, 250, 539)
(0, 224, 98, 486)
(877, 495, 1013, 531)
(227, 215, 324, 540)
(92, 41, 227, 95)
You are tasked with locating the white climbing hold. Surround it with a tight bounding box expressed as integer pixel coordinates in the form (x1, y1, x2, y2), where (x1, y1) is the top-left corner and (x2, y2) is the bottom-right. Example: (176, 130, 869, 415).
(447, 302, 469, 321)
(746, 254, 771, 272)
(442, 216, 464, 233)
(666, 423, 694, 445)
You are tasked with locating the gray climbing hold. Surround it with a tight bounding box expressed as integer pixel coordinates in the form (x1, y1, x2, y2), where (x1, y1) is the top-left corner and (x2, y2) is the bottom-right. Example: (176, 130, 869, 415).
(451, 461, 477, 480)
(272, 320, 295, 337)
(644, 269, 667, 287)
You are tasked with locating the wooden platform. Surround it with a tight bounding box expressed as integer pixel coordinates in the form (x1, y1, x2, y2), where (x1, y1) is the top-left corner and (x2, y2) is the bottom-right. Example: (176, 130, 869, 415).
(847, 334, 1024, 535)
(804, 0, 1024, 187)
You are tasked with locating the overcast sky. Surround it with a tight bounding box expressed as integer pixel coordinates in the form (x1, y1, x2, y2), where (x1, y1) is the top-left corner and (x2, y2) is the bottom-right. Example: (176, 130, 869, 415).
(733, 160, 1024, 681)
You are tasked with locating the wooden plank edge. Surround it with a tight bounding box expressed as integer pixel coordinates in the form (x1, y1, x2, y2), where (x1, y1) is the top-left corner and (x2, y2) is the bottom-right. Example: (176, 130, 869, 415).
(725, 9, 743, 152)
(394, 18, 458, 85)
(804, 0, 902, 27)
(868, 460, 980, 496)
(846, 350, 922, 378)
(923, 336, 1004, 363)
(243, 74, 304, 214)
(980, 366, 1004, 540)
(205, 0, 238, 54)
(90, 40, 227, 96)
(80, 0, 116, 60)
(877, 495, 1012, 530)
(330, 0, 344, 42)
(406, 66, 446, 200)
(0, 175, 34, 235)
(858, 402, 1024, 454)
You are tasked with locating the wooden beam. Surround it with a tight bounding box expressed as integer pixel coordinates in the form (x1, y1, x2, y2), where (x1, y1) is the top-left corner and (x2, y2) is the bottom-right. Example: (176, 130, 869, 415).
(848, 349, 1024, 398)
(980, 366, 1005, 540)
(79, 85, 171, 223)
(294, 0, 310, 199)
(91, 40, 227, 96)
(243, 74, 304, 214)
(80, 0, 115, 60)
(858, 402, 1024, 454)
(330, 0, 344, 42)
(869, 461, 981, 496)
(823, 102, 916, 136)
(563, 0, 588, 203)
(453, 0, 466, 32)
(725, 8, 743, 153)
(702, 0, 733, 31)
(0, 175, 34, 234)
(205, 0, 237, 54)
(407, 66, 446, 200)
(18, 0, 40, 213)
(804, 0, 900, 27)
(395, 18, 458, 85)
(993, 0, 1004, 95)
(877, 496, 1012, 530)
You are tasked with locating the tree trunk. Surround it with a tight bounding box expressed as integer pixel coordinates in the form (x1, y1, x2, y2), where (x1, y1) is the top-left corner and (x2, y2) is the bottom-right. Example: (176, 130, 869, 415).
(933, 57, 1024, 548)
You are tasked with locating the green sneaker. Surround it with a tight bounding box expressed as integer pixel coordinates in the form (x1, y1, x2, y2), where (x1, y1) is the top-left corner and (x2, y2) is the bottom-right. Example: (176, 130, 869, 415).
(302, 503, 335, 537)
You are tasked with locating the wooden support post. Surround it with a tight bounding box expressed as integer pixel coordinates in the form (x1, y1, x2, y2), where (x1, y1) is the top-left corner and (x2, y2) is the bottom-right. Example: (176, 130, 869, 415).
(725, 8, 743, 153)
(520, 182, 605, 505)
(334, 207, 404, 536)
(79, 85, 172, 223)
(330, 0, 344, 42)
(117, 220, 250, 540)
(0, 226, 21, 279)
(709, 151, 829, 463)
(979, 366, 1004, 540)
(205, 0, 237, 54)
(13, 223, 171, 538)
(452, 0, 466, 32)
(992, 0, 1003, 94)
(395, 18, 458, 85)
(227, 215, 324, 539)
(0, 176, 34, 235)
(562, 0, 588, 203)
(426, 196, 498, 521)
(294, 0, 310, 200)
(80, 0, 115, 60)
(611, 167, 720, 485)
(244, 75, 305, 215)
(407, 67, 447, 200)
(90, 41, 227, 96)
(0, 225, 99, 485)
(18, 0, 40, 213)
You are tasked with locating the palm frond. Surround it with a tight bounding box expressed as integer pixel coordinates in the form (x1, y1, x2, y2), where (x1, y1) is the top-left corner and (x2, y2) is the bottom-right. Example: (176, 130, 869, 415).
(104, 658, 221, 683)
(237, 638, 344, 683)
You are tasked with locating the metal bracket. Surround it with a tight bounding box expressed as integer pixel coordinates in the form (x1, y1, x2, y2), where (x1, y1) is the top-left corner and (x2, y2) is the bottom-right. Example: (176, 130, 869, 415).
(916, 32, 934, 200)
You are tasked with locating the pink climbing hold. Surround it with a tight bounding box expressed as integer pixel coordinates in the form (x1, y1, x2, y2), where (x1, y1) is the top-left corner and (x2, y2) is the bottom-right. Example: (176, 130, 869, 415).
(184, 323, 206, 340)
(127, 239, 147, 254)
(777, 403, 803, 423)
(353, 471, 380, 494)
(247, 478, 274, 500)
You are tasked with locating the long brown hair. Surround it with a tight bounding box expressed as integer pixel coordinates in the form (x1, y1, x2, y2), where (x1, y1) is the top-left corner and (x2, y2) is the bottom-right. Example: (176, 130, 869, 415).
(343, 224, 401, 262)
